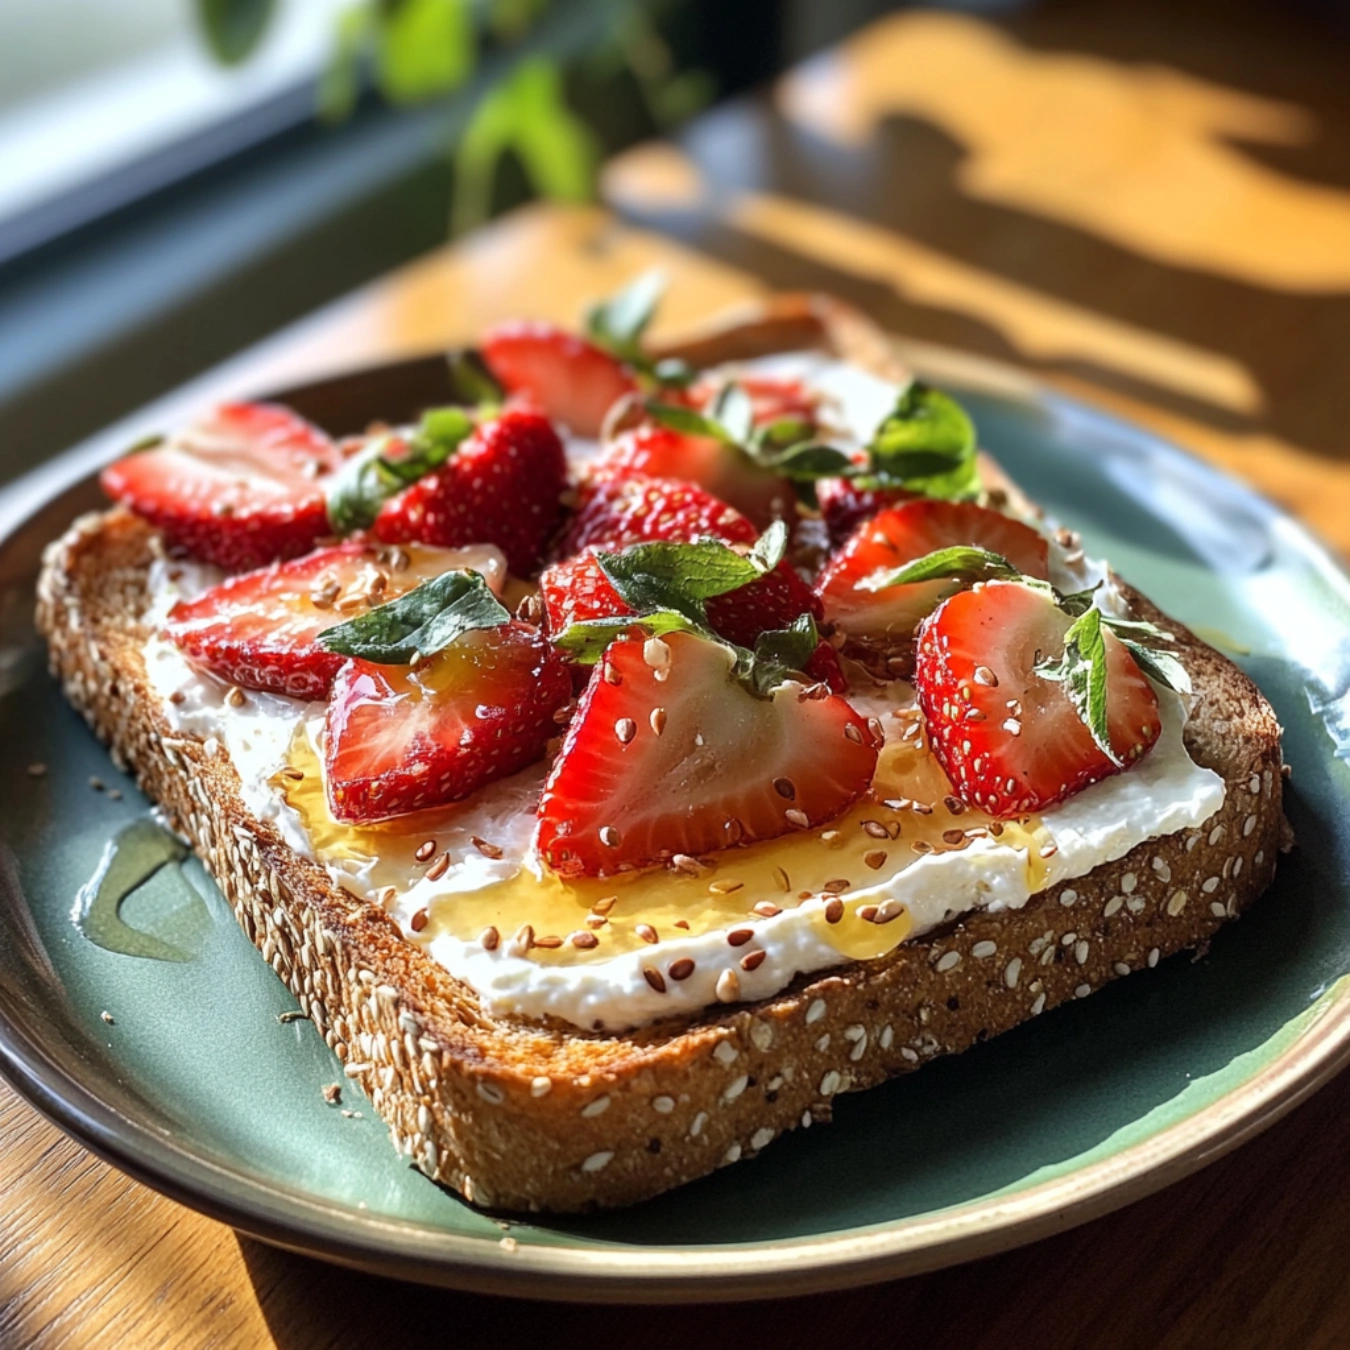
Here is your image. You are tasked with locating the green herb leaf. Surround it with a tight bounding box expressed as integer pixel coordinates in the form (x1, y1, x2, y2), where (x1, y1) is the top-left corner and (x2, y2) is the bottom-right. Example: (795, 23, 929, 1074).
(320, 570, 508, 665)
(644, 400, 736, 443)
(742, 613, 821, 695)
(1037, 606, 1120, 765)
(651, 357, 696, 388)
(553, 610, 699, 664)
(710, 382, 754, 447)
(1119, 639, 1192, 695)
(596, 536, 768, 625)
(317, 4, 372, 123)
(747, 519, 788, 575)
(326, 407, 474, 535)
(864, 381, 979, 499)
(584, 270, 667, 365)
(875, 545, 1022, 590)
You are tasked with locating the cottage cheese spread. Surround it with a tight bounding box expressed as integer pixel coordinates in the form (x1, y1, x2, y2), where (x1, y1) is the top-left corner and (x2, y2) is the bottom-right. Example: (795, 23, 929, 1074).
(139, 354, 1225, 1031)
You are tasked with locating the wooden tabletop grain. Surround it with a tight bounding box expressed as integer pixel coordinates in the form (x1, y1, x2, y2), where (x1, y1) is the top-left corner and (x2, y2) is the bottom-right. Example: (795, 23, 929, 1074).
(6, 2, 1350, 1345)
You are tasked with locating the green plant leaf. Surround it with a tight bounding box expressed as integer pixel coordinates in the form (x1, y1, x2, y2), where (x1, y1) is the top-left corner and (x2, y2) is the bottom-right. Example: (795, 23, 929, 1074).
(553, 610, 699, 664)
(865, 381, 979, 499)
(644, 400, 736, 443)
(709, 381, 754, 447)
(326, 407, 474, 534)
(747, 519, 789, 575)
(596, 536, 769, 625)
(509, 58, 599, 203)
(196, 0, 276, 65)
(742, 613, 821, 695)
(875, 545, 1022, 590)
(1037, 606, 1120, 765)
(584, 270, 667, 364)
(320, 569, 508, 664)
(1118, 639, 1192, 695)
(375, 0, 474, 104)
(452, 56, 597, 235)
(317, 4, 372, 123)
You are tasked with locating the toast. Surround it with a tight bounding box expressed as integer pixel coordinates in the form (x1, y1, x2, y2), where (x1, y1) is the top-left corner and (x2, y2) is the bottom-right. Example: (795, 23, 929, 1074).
(36, 298, 1289, 1212)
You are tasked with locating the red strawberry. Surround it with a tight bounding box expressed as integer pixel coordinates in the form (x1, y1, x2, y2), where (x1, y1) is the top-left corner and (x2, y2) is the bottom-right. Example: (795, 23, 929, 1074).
(100, 403, 342, 570)
(480, 321, 637, 437)
(593, 425, 795, 530)
(592, 375, 821, 526)
(816, 475, 914, 546)
(556, 473, 757, 556)
(165, 542, 504, 700)
(539, 548, 846, 691)
(817, 500, 1050, 648)
(325, 622, 571, 823)
(373, 409, 566, 577)
(914, 580, 1161, 817)
(537, 630, 880, 877)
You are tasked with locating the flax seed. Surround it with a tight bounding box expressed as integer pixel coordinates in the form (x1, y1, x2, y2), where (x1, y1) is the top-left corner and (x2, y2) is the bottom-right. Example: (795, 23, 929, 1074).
(864, 849, 887, 869)
(824, 897, 845, 924)
(414, 839, 437, 863)
(643, 968, 667, 993)
(569, 930, 599, 950)
(649, 707, 667, 736)
(754, 901, 782, 918)
(668, 958, 695, 981)
(472, 836, 503, 860)
(411, 909, 429, 933)
(636, 924, 659, 944)
(740, 949, 767, 972)
(426, 852, 451, 881)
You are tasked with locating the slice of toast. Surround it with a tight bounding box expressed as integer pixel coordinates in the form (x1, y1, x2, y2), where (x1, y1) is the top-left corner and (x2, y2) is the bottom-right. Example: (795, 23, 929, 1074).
(35, 300, 1288, 1212)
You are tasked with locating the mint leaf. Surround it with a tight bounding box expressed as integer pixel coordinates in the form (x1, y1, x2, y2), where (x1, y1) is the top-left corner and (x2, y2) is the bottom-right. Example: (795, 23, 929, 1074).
(326, 407, 474, 534)
(584, 270, 667, 365)
(320, 570, 508, 665)
(747, 519, 789, 575)
(742, 613, 821, 695)
(1037, 606, 1120, 765)
(1118, 639, 1192, 695)
(875, 545, 1022, 590)
(709, 381, 754, 447)
(644, 400, 736, 443)
(864, 381, 979, 500)
(553, 610, 699, 664)
(597, 537, 766, 625)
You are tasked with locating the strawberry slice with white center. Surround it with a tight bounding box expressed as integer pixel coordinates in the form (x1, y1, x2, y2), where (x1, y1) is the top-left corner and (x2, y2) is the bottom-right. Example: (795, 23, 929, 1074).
(536, 630, 880, 877)
(481, 321, 637, 438)
(914, 580, 1161, 817)
(817, 500, 1050, 648)
(100, 403, 342, 570)
(165, 542, 506, 700)
(325, 622, 571, 823)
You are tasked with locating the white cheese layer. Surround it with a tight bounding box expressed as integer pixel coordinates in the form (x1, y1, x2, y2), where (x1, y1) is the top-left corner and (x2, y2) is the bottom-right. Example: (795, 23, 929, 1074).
(138, 354, 1225, 1031)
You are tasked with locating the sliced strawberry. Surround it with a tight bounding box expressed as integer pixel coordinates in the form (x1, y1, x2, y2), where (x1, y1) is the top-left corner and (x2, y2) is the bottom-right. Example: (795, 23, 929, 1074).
(373, 409, 566, 577)
(592, 375, 822, 526)
(480, 321, 637, 438)
(817, 500, 1050, 649)
(101, 403, 342, 570)
(537, 630, 879, 877)
(914, 580, 1161, 817)
(556, 473, 757, 557)
(539, 547, 846, 691)
(817, 476, 914, 546)
(325, 622, 571, 823)
(165, 542, 505, 700)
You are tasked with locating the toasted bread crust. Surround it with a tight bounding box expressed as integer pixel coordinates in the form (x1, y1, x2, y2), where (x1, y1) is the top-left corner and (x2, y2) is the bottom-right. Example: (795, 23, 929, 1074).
(35, 305, 1288, 1212)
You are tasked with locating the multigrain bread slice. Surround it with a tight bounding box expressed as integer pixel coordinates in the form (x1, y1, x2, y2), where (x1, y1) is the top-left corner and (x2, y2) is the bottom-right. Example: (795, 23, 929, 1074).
(35, 301, 1289, 1212)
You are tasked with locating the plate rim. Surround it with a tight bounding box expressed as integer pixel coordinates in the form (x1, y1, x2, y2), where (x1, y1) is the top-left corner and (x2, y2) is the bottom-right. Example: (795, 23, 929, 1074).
(2, 345, 1349, 1302)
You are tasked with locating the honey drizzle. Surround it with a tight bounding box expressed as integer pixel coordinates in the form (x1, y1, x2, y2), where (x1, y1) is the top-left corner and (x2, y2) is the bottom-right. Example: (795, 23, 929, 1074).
(273, 710, 1051, 968)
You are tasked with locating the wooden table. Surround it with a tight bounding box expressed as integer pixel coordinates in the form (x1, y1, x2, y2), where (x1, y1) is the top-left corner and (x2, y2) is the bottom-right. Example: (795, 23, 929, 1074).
(6, 2, 1350, 1343)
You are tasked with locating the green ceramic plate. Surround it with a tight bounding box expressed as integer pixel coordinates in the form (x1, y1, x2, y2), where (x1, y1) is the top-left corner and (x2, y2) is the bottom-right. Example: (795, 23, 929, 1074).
(2, 347, 1348, 1302)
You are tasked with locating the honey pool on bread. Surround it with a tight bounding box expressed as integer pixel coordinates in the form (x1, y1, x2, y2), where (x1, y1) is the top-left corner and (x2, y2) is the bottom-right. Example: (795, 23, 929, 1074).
(140, 353, 1227, 1032)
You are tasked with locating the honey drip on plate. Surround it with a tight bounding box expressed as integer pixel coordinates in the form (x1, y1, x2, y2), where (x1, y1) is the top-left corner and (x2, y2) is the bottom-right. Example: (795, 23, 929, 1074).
(275, 710, 1050, 966)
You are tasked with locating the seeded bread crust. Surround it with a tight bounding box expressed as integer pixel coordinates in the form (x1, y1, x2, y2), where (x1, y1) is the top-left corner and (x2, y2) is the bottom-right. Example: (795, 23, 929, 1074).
(34, 302, 1288, 1212)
